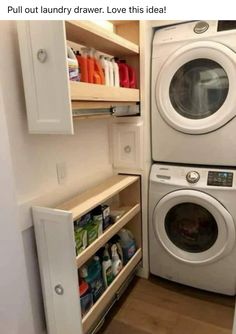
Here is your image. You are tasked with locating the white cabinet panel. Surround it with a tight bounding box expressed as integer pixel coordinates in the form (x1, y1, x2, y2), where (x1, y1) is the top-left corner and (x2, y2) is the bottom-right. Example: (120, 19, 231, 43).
(112, 122, 143, 170)
(33, 207, 82, 334)
(17, 21, 73, 134)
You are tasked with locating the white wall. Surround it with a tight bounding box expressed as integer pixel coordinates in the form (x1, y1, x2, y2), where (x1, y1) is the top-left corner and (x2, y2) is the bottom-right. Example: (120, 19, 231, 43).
(0, 82, 35, 334)
(0, 21, 113, 333)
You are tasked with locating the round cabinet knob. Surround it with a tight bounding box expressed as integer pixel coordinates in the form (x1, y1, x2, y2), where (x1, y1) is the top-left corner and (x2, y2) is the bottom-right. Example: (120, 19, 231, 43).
(186, 171, 200, 184)
(54, 284, 64, 295)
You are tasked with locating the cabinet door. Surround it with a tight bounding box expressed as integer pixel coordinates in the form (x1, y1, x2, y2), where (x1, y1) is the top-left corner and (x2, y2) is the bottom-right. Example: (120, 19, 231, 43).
(33, 207, 82, 334)
(112, 122, 143, 170)
(17, 21, 73, 134)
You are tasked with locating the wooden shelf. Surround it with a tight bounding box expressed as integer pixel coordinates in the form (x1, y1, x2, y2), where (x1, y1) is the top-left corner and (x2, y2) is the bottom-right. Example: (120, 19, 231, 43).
(57, 175, 139, 220)
(72, 101, 137, 111)
(73, 114, 112, 121)
(76, 204, 140, 268)
(70, 82, 140, 102)
(65, 21, 139, 56)
(82, 248, 142, 333)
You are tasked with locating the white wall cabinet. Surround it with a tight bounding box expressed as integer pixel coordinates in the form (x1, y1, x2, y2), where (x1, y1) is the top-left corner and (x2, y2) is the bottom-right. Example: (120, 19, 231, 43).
(17, 21, 140, 134)
(33, 175, 142, 334)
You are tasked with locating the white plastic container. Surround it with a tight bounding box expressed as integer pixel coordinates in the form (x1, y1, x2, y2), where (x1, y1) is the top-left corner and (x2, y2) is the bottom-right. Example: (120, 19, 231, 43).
(118, 228, 136, 264)
(67, 46, 79, 81)
(111, 244, 123, 276)
(111, 58, 120, 87)
(107, 58, 114, 87)
(100, 55, 110, 86)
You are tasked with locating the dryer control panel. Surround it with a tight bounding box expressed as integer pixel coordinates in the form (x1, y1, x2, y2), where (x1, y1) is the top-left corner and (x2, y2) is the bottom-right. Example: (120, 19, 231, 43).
(207, 171, 233, 187)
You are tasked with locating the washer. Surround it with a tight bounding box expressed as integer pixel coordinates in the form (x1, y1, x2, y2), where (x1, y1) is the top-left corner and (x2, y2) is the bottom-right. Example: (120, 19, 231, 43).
(152, 20, 236, 166)
(149, 164, 236, 295)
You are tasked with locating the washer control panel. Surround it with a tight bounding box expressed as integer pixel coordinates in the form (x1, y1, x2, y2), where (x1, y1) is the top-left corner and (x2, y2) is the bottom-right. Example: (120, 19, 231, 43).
(207, 171, 233, 187)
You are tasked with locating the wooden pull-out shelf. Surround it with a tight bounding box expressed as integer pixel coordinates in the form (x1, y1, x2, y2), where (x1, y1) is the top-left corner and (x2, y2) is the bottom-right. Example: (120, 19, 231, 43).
(57, 175, 139, 220)
(82, 248, 142, 333)
(76, 204, 140, 268)
(70, 82, 140, 103)
(65, 21, 139, 56)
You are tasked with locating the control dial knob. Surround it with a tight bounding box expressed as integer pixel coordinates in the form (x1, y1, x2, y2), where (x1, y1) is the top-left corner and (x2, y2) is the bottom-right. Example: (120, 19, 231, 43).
(186, 171, 200, 184)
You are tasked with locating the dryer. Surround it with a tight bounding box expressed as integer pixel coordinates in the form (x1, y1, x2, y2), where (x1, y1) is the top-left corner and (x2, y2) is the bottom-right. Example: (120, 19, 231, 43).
(152, 20, 236, 166)
(149, 164, 236, 295)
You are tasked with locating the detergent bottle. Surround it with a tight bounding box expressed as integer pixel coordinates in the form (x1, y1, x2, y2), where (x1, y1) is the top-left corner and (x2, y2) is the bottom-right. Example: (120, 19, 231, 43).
(127, 64, 137, 88)
(107, 58, 114, 87)
(100, 55, 110, 86)
(76, 48, 88, 82)
(111, 58, 120, 87)
(111, 244, 123, 277)
(87, 48, 95, 84)
(94, 50, 105, 85)
(117, 60, 129, 88)
(80, 256, 105, 303)
(118, 229, 136, 264)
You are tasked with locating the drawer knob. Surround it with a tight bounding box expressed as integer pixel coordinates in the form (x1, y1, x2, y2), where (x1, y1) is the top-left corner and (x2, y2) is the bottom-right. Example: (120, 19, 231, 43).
(54, 284, 64, 295)
(124, 145, 131, 153)
(37, 49, 47, 63)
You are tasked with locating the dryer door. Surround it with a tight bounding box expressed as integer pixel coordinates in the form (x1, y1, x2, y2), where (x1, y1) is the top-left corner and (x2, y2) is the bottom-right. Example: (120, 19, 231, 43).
(153, 190, 235, 264)
(156, 41, 236, 134)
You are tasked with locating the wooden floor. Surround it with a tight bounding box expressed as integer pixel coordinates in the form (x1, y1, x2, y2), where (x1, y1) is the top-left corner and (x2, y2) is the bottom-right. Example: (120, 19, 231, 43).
(98, 275, 235, 334)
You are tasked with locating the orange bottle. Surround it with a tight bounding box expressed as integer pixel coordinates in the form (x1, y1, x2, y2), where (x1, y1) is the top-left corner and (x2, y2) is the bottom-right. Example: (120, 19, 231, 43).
(87, 49, 95, 84)
(76, 49, 88, 83)
(94, 51, 105, 85)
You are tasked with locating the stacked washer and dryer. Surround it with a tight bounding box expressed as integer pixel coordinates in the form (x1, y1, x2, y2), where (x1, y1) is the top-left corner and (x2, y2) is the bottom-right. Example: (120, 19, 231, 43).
(149, 20, 236, 295)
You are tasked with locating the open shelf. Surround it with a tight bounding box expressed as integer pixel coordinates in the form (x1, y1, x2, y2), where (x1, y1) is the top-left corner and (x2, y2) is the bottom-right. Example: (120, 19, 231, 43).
(82, 248, 142, 333)
(57, 175, 139, 220)
(33, 174, 142, 334)
(70, 82, 140, 103)
(76, 204, 140, 268)
(65, 21, 139, 56)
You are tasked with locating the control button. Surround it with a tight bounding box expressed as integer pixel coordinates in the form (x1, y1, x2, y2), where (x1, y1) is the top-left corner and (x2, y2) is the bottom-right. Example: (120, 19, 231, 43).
(193, 21, 209, 34)
(186, 171, 200, 184)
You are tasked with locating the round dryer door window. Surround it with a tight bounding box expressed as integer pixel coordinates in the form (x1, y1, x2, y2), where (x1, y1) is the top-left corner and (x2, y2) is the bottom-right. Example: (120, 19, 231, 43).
(153, 190, 235, 264)
(169, 59, 229, 120)
(155, 41, 236, 134)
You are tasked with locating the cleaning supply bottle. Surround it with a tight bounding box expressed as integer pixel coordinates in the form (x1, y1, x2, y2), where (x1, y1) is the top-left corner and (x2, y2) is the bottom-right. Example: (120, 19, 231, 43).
(107, 58, 114, 87)
(118, 229, 136, 264)
(67, 46, 79, 81)
(111, 58, 120, 87)
(87, 48, 95, 84)
(80, 257, 105, 303)
(100, 55, 110, 86)
(117, 60, 129, 88)
(94, 50, 105, 85)
(102, 255, 113, 287)
(79, 279, 93, 317)
(111, 244, 123, 277)
(127, 64, 137, 88)
(76, 48, 88, 83)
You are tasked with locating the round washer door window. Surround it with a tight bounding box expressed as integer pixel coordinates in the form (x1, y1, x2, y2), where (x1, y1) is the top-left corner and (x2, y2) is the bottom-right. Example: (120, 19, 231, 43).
(153, 190, 235, 264)
(165, 203, 218, 253)
(155, 41, 236, 134)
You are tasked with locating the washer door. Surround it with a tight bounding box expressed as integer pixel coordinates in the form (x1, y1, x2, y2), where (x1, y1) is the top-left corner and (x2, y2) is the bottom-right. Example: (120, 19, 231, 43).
(156, 41, 236, 134)
(153, 190, 235, 264)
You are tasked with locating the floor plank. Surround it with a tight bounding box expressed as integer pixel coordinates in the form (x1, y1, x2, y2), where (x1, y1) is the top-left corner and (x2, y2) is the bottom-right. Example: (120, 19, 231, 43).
(98, 275, 235, 334)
